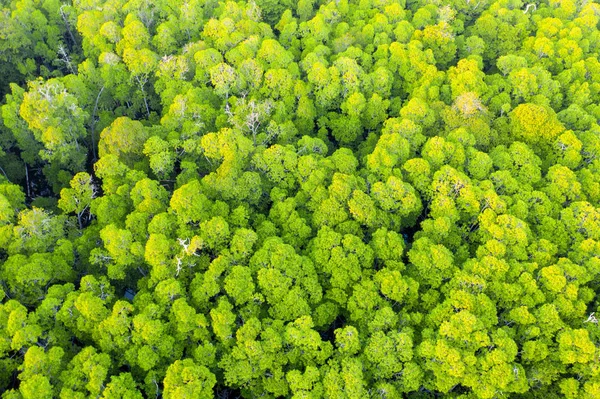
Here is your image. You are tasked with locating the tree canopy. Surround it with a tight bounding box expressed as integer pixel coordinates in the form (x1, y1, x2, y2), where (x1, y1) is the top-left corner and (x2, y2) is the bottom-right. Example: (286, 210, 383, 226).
(1, 0, 600, 398)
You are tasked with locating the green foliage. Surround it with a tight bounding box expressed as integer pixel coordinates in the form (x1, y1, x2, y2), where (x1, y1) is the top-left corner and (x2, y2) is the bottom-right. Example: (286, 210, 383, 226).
(1, 0, 600, 397)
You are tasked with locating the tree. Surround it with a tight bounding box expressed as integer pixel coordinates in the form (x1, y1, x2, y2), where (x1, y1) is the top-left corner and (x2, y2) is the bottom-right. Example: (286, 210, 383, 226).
(101, 373, 143, 399)
(371, 176, 423, 228)
(13, 78, 89, 191)
(143, 136, 176, 180)
(224, 265, 255, 306)
(250, 237, 322, 322)
(557, 328, 596, 365)
(419, 22, 457, 67)
(99, 117, 149, 167)
(322, 358, 368, 399)
(334, 326, 361, 356)
(2, 245, 75, 306)
(218, 318, 289, 397)
(284, 316, 333, 367)
(311, 226, 373, 295)
(490, 142, 542, 185)
(169, 179, 213, 225)
(59, 346, 111, 398)
(422, 136, 466, 171)
(363, 330, 413, 380)
(408, 237, 455, 289)
(163, 359, 216, 399)
(94, 223, 140, 280)
(58, 172, 97, 229)
(97, 300, 134, 357)
(17, 346, 64, 398)
(510, 103, 565, 148)
(366, 130, 410, 178)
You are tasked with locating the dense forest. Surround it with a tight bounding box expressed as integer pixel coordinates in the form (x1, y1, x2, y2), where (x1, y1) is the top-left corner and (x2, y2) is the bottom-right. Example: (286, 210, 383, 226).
(1, 0, 600, 397)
